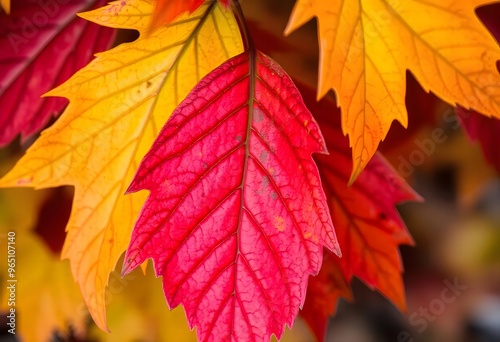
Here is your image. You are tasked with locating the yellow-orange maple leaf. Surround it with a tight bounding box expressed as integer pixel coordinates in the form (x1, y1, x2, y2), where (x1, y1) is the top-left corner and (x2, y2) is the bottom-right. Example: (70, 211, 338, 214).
(0, 0, 242, 331)
(0, 0, 9, 14)
(285, 0, 500, 181)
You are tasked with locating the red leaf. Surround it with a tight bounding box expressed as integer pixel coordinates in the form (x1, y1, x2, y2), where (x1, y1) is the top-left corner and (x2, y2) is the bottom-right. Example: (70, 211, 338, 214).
(123, 50, 340, 341)
(321, 155, 417, 310)
(0, 0, 115, 146)
(457, 107, 500, 172)
(296, 82, 421, 341)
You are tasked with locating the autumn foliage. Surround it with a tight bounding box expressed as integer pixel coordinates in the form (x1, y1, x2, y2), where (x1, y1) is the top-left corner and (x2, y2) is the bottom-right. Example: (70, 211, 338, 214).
(1, 0, 500, 341)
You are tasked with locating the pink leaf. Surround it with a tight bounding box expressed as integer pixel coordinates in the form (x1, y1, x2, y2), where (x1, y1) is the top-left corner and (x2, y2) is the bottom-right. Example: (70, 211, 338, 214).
(0, 0, 115, 146)
(123, 50, 339, 341)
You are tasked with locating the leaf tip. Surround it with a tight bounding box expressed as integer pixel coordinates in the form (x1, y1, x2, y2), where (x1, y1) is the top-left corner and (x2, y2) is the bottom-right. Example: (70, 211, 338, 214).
(412, 191, 425, 203)
(334, 242, 342, 258)
(121, 252, 140, 277)
(121, 258, 134, 277)
(395, 296, 408, 313)
(283, 16, 303, 38)
(348, 151, 374, 185)
(76, 9, 96, 23)
(283, 3, 304, 37)
(1, 0, 10, 14)
(42, 86, 64, 99)
(347, 168, 361, 187)
(85, 301, 110, 333)
(124, 181, 139, 195)
(283, 25, 292, 37)
(323, 222, 342, 258)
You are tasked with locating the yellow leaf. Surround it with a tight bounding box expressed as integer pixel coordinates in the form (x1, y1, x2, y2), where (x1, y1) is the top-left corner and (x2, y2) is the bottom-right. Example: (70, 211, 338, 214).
(285, 0, 500, 181)
(0, 188, 86, 342)
(0, 0, 9, 14)
(0, 0, 243, 331)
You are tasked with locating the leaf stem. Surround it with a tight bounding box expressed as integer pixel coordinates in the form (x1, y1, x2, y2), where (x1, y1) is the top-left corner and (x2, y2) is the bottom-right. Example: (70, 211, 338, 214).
(233, 0, 254, 52)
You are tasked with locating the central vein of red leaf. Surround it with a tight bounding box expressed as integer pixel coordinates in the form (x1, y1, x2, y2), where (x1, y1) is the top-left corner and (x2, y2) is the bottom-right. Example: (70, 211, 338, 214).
(232, 47, 256, 337)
